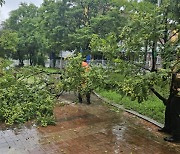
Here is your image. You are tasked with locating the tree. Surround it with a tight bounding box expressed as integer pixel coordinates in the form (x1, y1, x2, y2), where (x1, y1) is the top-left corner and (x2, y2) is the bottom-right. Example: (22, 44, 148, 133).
(0, 0, 5, 6)
(3, 3, 46, 66)
(62, 53, 105, 96)
(38, 0, 71, 67)
(90, 32, 118, 60)
(90, 0, 179, 128)
(0, 30, 19, 58)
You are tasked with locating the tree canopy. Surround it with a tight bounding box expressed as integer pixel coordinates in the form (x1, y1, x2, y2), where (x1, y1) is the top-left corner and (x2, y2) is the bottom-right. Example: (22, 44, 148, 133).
(0, 0, 179, 103)
(0, 0, 4, 6)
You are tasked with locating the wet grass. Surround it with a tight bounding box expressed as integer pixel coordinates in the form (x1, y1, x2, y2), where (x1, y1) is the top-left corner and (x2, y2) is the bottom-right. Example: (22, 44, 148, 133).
(96, 89, 165, 124)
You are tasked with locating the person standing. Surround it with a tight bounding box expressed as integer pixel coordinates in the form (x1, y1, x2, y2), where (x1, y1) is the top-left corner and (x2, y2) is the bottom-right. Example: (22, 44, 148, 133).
(78, 61, 91, 104)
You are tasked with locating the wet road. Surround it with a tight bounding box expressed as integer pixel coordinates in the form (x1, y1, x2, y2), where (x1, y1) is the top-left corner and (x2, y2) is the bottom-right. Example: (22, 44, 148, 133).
(0, 93, 180, 154)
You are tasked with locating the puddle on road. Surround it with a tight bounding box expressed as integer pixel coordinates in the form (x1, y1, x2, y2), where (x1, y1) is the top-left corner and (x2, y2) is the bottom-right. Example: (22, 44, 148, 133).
(0, 124, 44, 154)
(112, 124, 126, 141)
(0, 93, 180, 154)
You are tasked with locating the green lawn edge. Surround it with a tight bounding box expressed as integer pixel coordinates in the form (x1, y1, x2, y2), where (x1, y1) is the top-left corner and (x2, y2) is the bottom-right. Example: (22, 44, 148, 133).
(96, 89, 165, 124)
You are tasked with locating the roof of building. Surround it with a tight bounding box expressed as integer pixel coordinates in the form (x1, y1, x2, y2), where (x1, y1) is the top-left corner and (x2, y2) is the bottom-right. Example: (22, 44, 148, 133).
(59, 51, 74, 58)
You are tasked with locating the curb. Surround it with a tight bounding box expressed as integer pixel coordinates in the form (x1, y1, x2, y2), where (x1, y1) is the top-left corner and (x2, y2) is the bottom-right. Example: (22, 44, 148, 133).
(93, 91, 163, 128)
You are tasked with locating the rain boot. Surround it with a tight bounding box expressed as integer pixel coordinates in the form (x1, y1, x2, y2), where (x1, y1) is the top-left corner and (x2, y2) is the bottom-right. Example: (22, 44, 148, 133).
(86, 93, 91, 104)
(78, 93, 83, 103)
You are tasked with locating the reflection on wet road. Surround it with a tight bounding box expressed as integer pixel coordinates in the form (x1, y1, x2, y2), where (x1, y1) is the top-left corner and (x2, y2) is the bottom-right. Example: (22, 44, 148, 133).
(0, 93, 180, 154)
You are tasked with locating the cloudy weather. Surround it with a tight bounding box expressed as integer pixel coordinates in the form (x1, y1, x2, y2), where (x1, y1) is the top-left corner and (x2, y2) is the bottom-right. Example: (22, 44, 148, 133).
(0, 0, 43, 22)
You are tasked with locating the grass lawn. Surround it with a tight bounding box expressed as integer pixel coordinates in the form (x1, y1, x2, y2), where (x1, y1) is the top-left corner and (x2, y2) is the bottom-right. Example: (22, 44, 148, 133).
(96, 89, 165, 124)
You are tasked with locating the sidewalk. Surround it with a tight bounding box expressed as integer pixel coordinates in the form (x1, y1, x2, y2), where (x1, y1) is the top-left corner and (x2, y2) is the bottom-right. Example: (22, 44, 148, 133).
(0, 93, 180, 154)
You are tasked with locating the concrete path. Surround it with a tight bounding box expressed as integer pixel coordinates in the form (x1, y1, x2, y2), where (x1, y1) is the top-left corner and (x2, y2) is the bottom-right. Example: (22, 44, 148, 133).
(0, 93, 180, 154)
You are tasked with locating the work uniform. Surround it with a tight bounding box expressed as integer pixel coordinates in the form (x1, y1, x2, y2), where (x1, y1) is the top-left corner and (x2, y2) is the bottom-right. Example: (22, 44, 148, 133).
(78, 61, 91, 104)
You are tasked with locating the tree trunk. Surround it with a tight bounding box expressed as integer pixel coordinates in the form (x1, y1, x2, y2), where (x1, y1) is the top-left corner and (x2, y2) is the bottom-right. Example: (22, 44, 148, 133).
(17, 51, 24, 67)
(151, 40, 157, 72)
(143, 40, 148, 74)
(50, 52, 56, 68)
(30, 51, 33, 66)
(162, 8, 168, 69)
(19, 59, 24, 67)
(154, 73, 178, 132)
(37, 53, 45, 67)
(59, 51, 63, 69)
(144, 40, 148, 65)
(150, 87, 167, 105)
(170, 96, 180, 137)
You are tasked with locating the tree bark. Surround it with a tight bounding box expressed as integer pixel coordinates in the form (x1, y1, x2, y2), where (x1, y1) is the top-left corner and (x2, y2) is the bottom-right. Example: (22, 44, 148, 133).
(50, 52, 56, 68)
(151, 40, 157, 72)
(17, 50, 24, 66)
(150, 87, 167, 105)
(143, 40, 148, 73)
(152, 73, 178, 132)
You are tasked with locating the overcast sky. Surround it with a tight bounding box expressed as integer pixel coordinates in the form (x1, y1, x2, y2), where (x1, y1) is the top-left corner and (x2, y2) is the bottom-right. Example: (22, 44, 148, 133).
(0, 0, 43, 22)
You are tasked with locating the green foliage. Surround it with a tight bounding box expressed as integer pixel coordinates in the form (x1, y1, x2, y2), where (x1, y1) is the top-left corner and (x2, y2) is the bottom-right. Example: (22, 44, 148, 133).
(0, 0, 4, 6)
(0, 65, 57, 126)
(121, 68, 171, 102)
(0, 30, 19, 58)
(62, 53, 105, 94)
(0, 0, 179, 110)
(102, 62, 171, 103)
(97, 89, 165, 124)
(0, 81, 54, 126)
(119, 0, 179, 67)
(122, 77, 149, 103)
(68, 27, 93, 51)
(90, 33, 118, 60)
(1, 0, 128, 65)
(89, 0, 179, 104)
(0, 58, 11, 76)
(3, 3, 47, 65)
